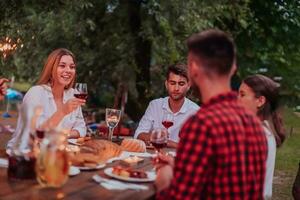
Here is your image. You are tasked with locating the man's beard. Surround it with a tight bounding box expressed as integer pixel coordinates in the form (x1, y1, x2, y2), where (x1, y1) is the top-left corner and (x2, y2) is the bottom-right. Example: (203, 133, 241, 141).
(169, 93, 185, 101)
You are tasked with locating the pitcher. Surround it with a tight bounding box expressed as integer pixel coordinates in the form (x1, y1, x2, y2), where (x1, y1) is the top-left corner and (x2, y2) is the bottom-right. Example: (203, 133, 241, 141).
(36, 129, 69, 187)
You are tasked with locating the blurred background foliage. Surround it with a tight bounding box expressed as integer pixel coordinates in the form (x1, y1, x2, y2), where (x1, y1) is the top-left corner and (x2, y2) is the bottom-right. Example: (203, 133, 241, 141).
(0, 0, 299, 120)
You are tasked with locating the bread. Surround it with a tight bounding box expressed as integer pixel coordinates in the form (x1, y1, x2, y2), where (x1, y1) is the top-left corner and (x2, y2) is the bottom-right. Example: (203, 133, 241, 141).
(120, 139, 146, 153)
(70, 140, 122, 166)
(76, 136, 91, 144)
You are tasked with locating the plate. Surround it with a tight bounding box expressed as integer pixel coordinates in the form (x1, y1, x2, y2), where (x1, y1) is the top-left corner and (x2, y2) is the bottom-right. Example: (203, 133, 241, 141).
(69, 166, 80, 176)
(76, 163, 106, 171)
(104, 168, 156, 182)
(68, 139, 82, 146)
(146, 145, 155, 150)
(106, 151, 153, 163)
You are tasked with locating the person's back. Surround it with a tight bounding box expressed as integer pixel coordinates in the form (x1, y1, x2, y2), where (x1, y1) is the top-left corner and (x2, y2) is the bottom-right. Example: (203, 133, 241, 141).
(155, 29, 267, 200)
(177, 92, 266, 199)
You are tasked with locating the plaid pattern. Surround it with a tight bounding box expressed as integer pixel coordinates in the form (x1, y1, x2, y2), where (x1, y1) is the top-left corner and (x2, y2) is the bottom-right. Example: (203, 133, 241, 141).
(157, 92, 267, 200)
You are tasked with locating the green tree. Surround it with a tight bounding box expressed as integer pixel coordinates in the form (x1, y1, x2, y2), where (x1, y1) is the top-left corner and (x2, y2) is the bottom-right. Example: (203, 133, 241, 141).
(1, 0, 299, 120)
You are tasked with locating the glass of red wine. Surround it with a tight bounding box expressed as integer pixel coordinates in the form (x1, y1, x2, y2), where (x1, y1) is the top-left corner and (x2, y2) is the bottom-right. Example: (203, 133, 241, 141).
(150, 128, 168, 152)
(74, 83, 88, 100)
(162, 112, 174, 129)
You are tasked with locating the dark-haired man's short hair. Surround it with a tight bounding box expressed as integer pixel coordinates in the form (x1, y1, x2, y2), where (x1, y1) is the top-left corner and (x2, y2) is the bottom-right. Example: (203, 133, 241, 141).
(166, 64, 188, 81)
(187, 29, 236, 75)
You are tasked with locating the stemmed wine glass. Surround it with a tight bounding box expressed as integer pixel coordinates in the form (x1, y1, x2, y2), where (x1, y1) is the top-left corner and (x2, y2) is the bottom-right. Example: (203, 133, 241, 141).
(2, 76, 14, 118)
(162, 111, 174, 129)
(150, 128, 168, 163)
(74, 83, 88, 100)
(150, 128, 168, 152)
(73, 83, 87, 123)
(105, 108, 121, 141)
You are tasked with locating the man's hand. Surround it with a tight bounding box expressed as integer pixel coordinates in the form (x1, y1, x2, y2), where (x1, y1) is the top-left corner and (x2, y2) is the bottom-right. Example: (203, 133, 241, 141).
(167, 140, 178, 148)
(154, 153, 174, 192)
(0, 78, 10, 100)
(61, 98, 86, 115)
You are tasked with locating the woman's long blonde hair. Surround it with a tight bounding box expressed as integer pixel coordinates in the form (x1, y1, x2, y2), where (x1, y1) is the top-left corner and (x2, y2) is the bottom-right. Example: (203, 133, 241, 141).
(37, 48, 76, 89)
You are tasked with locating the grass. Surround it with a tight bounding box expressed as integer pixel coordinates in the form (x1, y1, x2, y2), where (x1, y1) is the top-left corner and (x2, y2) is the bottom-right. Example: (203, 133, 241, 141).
(273, 108, 300, 200)
(12, 81, 32, 92)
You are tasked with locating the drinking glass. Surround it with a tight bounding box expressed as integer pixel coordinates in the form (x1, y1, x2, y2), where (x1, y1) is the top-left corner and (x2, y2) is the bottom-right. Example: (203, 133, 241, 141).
(105, 108, 121, 141)
(74, 83, 88, 100)
(150, 128, 168, 164)
(162, 112, 174, 129)
(36, 129, 69, 188)
(2, 76, 14, 118)
(150, 128, 168, 152)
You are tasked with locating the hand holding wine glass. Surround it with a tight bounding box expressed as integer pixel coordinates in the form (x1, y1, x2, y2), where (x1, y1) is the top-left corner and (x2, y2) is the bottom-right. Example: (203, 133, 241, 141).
(151, 128, 168, 164)
(105, 108, 121, 141)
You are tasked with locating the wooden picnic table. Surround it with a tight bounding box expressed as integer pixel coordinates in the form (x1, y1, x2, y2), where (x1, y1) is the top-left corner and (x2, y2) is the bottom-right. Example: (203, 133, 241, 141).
(0, 147, 171, 200)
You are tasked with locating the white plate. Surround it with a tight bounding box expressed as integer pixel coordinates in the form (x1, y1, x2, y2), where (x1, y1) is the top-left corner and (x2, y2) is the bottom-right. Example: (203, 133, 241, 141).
(106, 151, 153, 163)
(68, 139, 82, 146)
(69, 166, 80, 176)
(104, 168, 156, 182)
(76, 163, 106, 171)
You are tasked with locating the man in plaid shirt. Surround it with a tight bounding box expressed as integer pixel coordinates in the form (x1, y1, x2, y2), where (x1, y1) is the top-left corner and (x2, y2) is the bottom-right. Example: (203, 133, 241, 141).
(155, 29, 267, 199)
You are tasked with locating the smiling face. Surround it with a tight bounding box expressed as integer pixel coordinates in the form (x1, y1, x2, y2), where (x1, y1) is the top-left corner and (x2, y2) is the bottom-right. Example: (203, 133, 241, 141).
(52, 55, 76, 88)
(165, 72, 189, 101)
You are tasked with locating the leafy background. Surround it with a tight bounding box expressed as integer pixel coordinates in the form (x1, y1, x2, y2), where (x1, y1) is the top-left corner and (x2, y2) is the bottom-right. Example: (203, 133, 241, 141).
(0, 0, 299, 120)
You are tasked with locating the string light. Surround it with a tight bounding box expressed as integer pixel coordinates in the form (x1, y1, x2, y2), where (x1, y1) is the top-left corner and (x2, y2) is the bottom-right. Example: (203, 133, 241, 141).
(0, 36, 23, 59)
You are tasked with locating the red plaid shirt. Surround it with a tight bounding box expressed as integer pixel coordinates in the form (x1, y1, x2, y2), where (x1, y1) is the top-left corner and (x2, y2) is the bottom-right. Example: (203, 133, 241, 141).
(157, 92, 267, 200)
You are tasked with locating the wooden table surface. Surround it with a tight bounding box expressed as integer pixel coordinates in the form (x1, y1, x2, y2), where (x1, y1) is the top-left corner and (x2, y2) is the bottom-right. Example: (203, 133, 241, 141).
(0, 148, 164, 200)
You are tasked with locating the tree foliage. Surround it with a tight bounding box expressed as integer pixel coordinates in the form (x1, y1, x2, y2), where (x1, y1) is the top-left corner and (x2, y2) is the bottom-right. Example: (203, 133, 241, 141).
(0, 0, 299, 119)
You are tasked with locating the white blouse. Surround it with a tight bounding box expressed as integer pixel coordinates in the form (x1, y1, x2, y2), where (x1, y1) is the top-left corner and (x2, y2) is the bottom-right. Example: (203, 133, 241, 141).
(262, 120, 276, 200)
(7, 84, 86, 150)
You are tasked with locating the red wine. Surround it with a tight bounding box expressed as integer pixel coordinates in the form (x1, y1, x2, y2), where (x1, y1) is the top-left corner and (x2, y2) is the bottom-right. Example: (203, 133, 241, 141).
(36, 129, 45, 139)
(8, 156, 36, 180)
(162, 121, 174, 129)
(151, 141, 167, 151)
(74, 93, 88, 100)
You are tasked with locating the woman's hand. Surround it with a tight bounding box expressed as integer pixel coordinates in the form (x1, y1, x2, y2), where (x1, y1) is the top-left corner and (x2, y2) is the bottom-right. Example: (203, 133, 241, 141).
(62, 98, 86, 115)
(0, 78, 9, 100)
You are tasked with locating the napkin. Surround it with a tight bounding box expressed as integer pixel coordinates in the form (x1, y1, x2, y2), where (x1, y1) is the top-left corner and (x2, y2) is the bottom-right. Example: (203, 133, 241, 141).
(92, 175, 149, 191)
(0, 158, 8, 168)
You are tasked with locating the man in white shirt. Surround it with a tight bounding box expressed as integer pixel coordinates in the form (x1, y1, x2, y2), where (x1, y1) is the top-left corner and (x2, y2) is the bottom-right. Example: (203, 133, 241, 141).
(134, 64, 199, 148)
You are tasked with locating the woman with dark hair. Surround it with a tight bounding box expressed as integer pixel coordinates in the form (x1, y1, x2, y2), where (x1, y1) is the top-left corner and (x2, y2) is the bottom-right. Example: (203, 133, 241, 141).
(238, 74, 285, 199)
(7, 48, 86, 150)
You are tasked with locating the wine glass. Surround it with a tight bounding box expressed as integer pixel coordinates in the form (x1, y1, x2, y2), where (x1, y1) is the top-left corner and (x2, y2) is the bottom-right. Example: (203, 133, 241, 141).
(162, 111, 174, 129)
(105, 108, 121, 141)
(2, 76, 14, 118)
(74, 83, 88, 100)
(150, 128, 168, 163)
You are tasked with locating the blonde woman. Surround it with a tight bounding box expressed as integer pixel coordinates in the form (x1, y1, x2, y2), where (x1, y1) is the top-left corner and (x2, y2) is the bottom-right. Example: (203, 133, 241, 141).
(7, 48, 86, 149)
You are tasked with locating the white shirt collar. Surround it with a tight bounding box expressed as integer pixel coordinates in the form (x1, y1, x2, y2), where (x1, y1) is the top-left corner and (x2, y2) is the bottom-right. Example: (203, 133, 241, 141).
(162, 97, 189, 114)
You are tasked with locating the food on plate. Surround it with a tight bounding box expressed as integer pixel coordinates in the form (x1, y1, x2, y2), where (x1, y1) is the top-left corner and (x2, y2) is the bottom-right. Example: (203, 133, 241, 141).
(70, 153, 101, 167)
(112, 166, 148, 179)
(120, 139, 146, 153)
(76, 136, 92, 144)
(70, 140, 122, 167)
(121, 156, 144, 166)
